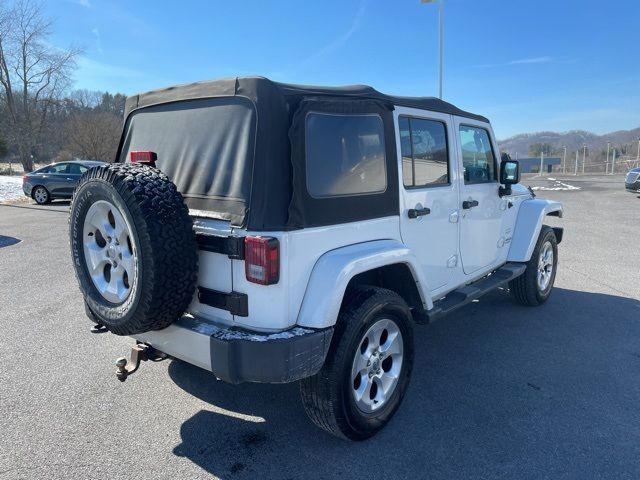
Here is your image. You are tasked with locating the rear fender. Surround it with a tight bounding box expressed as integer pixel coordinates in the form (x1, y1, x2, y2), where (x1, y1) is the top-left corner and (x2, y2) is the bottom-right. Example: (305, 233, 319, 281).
(296, 240, 431, 329)
(507, 198, 563, 262)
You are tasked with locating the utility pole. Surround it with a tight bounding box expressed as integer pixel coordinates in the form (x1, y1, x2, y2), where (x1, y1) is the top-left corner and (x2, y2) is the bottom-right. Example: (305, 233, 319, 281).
(562, 145, 567, 174)
(637, 137, 640, 163)
(574, 150, 579, 175)
(539, 151, 544, 176)
(582, 144, 587, 174)
(606, 141, 610, 174)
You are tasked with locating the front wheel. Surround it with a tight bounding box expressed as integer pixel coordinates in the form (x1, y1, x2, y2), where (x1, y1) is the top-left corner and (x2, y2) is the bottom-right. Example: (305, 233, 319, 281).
(509, 225, 558, 306)
(300, 286, 414, 440)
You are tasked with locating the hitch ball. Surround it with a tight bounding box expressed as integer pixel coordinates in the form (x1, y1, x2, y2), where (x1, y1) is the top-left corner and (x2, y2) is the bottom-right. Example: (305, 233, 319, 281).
(115, 357, 129, 382)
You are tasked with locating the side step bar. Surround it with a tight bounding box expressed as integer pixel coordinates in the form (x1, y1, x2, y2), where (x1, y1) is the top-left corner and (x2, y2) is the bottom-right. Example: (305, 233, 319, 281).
(424, 263, 526, 323)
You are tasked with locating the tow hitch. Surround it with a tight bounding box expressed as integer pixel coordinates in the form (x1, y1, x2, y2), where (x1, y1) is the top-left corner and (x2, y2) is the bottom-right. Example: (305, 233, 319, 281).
(115, 343, 168, 382)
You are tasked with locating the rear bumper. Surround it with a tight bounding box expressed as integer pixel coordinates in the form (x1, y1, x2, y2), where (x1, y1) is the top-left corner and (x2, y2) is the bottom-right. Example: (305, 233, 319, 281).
(23, 183, 32, 196)
(132, 315, 333, 384)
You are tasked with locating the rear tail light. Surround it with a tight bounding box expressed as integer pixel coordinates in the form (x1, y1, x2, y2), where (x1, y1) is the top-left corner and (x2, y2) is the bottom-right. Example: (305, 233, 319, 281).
(22, 175, 27, 183)
(130, 151, 157, 166)
(244, 236, 279, 285)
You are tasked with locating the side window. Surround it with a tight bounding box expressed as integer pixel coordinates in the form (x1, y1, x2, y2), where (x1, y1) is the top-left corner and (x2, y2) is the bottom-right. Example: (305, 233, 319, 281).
(399, 116, 449, 188)
(305, 113, 387, 198)
(68, 164, 88, 175)
(49, 163, 69, 174)
(458, 126, 496, 184)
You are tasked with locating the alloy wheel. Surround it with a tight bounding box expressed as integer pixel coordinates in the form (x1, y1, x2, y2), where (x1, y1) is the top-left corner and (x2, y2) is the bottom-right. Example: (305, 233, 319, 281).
(82, 200, 138, 304)
(537, 240, 554, 291)
(351, 318, 404, 413)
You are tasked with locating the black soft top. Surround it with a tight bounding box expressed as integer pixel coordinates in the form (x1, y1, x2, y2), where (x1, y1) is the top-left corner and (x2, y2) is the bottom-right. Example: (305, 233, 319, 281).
(119, 77, 489, 230)
(124, 76, 488, 123)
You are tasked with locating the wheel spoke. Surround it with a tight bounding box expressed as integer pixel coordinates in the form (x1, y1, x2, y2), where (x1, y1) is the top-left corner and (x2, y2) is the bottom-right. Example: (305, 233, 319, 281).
(110, 207, 129, 245)
(119, 250, 136, 278)
(85, 243, 107, 273)
(380, 331, 402, 356)
(367, 324, 384, 350)
(107, 266, 128, 298)
(352, 352, 369, 377)
(354, 376, 373, 404)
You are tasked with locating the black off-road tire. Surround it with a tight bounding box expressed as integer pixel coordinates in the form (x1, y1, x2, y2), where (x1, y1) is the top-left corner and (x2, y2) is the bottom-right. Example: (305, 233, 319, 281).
(509, 225, 558, 306)
(69, 163, 197, 335)
(300, 286, 414, 440)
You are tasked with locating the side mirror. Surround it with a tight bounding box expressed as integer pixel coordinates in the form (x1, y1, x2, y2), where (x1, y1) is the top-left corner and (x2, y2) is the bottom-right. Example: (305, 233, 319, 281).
(499, 159, 520, 196)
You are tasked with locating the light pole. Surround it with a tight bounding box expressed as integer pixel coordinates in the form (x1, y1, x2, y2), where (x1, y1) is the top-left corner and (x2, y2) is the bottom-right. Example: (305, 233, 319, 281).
(637, 137, 640, 165)
(606, 141, 610, 174)
(562, 145, 567, 174)
(582, 144, 587, 174)
(574, 150, 579, 175)
(612, 148, 616, 174)
(539, 150, 544, 176)
(421, 0, 444, 99)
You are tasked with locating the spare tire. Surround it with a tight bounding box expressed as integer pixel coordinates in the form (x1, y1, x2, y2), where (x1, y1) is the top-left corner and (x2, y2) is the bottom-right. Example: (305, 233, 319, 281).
(69, 163, 197, 335)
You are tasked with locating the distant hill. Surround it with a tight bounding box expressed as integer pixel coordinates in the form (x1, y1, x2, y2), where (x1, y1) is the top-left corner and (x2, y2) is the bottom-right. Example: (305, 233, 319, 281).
(498, 127, 640, 162)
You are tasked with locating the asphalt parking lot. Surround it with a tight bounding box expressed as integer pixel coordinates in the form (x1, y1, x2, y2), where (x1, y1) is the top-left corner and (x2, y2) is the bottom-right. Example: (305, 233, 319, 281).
(1, 174, 639, 480)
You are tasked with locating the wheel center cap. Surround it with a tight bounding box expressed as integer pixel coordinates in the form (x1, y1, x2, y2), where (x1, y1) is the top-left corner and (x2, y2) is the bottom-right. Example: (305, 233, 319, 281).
(372, 359, 380, 371)
(108, 244, 118, 260)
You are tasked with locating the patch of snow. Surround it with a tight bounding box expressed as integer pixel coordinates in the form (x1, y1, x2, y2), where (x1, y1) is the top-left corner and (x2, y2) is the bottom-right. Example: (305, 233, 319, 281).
(531, 179, 580, 191)
(213, 326, 313, 342)
(0, 175, 23, 202)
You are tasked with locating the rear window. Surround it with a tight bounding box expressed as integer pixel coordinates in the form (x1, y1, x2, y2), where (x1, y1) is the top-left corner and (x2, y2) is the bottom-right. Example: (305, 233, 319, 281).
(119, 97, 256, 207)
(305, 113, 387, 198)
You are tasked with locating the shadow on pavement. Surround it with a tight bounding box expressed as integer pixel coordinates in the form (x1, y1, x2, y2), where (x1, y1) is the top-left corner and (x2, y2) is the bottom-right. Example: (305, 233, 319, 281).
(169, 287, 640, 479)
(0, 235, 21, 248)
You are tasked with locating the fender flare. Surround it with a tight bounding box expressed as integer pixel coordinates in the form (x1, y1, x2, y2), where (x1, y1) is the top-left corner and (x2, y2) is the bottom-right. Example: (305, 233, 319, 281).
(296, 240, 431, 329)
(507, 198, 563, 262)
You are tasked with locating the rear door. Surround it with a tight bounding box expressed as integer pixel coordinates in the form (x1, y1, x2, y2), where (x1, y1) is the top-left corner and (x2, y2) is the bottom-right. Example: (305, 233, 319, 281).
(396, 108, 459, 293)
(118, 97, 258, 326)
(453, 117, 503, 275)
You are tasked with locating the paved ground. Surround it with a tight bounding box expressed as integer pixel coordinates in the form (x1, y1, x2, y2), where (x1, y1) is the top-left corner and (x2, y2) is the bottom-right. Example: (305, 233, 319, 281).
(1, 175, 639, 480)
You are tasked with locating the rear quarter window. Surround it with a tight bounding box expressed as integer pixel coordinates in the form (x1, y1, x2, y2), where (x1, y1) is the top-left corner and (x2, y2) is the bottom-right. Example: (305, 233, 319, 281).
(305, 113, 387, 198)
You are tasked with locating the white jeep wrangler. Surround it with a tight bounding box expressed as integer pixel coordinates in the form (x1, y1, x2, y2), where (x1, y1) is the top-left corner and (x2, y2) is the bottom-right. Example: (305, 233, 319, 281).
(69, 77, 563, 440)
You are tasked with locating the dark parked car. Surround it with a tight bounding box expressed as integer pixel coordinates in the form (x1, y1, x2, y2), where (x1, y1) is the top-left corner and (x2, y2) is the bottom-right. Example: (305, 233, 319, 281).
(23, 160, 106, 204)
(625, 167, 640, 194)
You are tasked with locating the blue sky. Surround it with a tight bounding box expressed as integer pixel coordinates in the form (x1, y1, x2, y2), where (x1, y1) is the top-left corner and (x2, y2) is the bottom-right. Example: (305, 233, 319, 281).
(47, 0, 639, 139)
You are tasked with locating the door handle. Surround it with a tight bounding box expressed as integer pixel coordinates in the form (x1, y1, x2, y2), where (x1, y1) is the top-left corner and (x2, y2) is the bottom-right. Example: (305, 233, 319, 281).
(408, 207, 431, 219)
(462, 199, 479, 209)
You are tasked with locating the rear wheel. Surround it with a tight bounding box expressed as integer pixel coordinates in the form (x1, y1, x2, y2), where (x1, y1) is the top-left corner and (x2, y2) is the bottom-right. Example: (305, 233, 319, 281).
(33, 186, 50, 205)
(300, 287, 414, 440)
(509, 225, 558, 306)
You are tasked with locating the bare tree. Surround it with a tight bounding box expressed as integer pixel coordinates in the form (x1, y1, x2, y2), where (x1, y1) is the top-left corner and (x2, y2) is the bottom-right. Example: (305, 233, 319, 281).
(0, 0, 79, 171)
(65, 111, 121, 162)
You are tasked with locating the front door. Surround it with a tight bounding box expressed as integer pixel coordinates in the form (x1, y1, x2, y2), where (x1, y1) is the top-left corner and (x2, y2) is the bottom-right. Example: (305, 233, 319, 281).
(454, 118, 503, 275)
(396, 109, 459, 293)
(46, 163, 71, 196)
